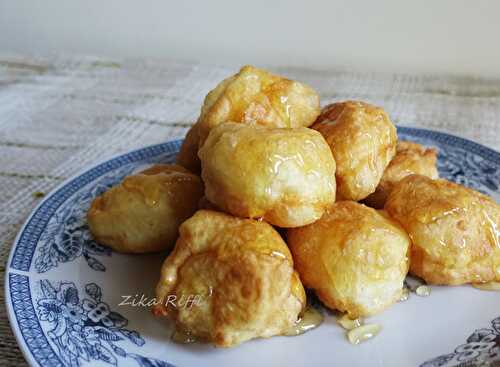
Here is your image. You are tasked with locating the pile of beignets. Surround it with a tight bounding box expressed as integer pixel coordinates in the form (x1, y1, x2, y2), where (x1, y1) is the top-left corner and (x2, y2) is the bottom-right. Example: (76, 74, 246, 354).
(87, 65, 500, 348)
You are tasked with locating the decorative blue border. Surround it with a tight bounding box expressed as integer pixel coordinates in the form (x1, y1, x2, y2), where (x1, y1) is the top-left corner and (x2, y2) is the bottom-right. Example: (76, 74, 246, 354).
(397, 126, 500, 163)
(9, 274, 65, 367)
(10, 141, 181, 272)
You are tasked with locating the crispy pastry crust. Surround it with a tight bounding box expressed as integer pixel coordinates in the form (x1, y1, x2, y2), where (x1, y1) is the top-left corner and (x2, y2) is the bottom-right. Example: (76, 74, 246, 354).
(199, 122, 336, 227)
(153, 210, 306, 347)
(87, 164, 203, 253)
(288, 201, 410, 318)
(385, 174, 500, 285)
(312, 101, 397, 201)
(364, 141, 438, 208)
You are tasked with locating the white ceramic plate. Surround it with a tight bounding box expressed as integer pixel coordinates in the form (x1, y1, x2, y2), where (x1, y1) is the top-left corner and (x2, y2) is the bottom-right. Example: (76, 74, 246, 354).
(5, 127, 500, 367)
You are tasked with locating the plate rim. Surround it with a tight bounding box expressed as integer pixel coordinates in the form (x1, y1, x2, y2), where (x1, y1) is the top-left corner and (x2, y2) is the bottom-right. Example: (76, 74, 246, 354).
(4, 126, 500, 367)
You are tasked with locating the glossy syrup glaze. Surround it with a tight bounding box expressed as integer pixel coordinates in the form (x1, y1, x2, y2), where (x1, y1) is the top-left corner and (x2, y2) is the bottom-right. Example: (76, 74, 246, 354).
(198, 122, 336, 227)
(282, 306, 324, 336)
(171, 329, 198, 344)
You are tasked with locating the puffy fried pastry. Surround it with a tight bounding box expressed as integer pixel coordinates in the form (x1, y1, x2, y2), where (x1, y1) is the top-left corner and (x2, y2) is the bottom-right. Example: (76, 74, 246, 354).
(385, 174, 500, 285)
(87, 164, 203, 253)
(198, 122, 336, 227)
(288, 201, 410, 318)
(197, 65, 320, 145)
(176, 123, 201, 174)
(364, 141, 439, 208)
(312, 101, 397, 201)
(153, 210, 306, 347)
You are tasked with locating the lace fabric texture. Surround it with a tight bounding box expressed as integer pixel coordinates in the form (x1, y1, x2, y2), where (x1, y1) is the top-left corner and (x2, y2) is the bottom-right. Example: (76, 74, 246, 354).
(1, 55, 499, 366)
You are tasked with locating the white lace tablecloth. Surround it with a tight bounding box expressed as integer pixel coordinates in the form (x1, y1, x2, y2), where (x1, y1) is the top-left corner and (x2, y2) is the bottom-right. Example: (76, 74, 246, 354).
(1, 55, 499, 366)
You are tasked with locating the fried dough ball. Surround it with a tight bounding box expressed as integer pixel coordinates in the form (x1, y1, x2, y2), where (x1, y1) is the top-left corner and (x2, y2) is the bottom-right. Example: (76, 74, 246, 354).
(385, 174, 500, 285)
(364, 141, 439, 208)
(312, 101, 397, 201)
(197, 65, 320, 145)
(198, 122, 336, 227)
(288, 201, 410, 318)
(176, 123, 201, 174)
(87, 164, 203, 253)
(153, 210, 306, 347)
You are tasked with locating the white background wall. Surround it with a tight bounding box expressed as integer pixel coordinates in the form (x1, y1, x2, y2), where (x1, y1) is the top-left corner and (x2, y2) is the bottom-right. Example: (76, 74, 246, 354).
(1, 0, 500, 77)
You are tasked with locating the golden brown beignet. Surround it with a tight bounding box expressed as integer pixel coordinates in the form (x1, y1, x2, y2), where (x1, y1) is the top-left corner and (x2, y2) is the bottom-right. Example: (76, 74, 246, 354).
(364, 141, 439, 208)
(197, 65, 320, 145)
(176, 123, 201, 174)
(153, 210, 306, 347)
(312, 101, 397, 201)
(198, 122, 336, 227)
(385, 174, 500, 285)
(87, 164, 203, 253)
(288, 201, 410, 318)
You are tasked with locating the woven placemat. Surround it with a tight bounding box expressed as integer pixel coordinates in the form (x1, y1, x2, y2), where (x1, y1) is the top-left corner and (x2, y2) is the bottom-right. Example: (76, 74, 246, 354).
(1, 55, 499, 366)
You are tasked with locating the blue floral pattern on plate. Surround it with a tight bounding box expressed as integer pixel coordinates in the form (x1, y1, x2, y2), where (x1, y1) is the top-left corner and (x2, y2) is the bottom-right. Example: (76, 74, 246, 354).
(36, 279, 172, 367)
(34, 165, 136, 273)
(420, 317, 500, 366)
